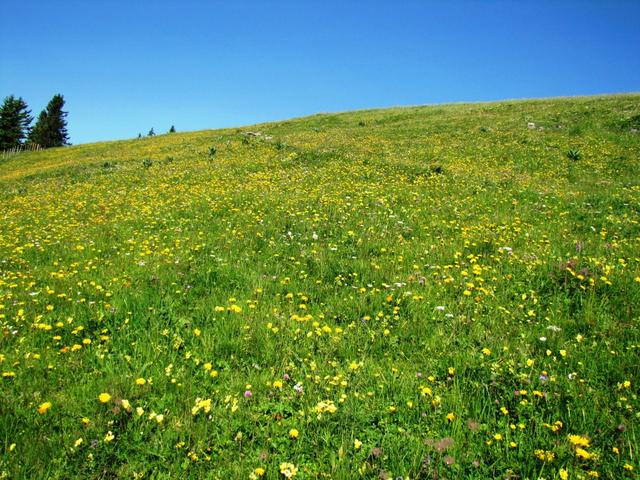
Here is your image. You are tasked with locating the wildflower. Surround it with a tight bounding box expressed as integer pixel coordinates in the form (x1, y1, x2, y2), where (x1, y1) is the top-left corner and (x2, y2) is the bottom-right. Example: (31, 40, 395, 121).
(272, 380, 283, 389)
(98, 393, 111, 403)
(289, 428, 299, 439)
(136, 407, 144, 416)
(493, 433, 503, 441)
(104, 431, 115, 442)
(567, 434, 590, 448)
(279, 462, 297, 478)
(559, 468, 569, 480)
(244, 390, 253, 398)
(37, 402, 52, 414)
(420, 386, 433, 396)
(192, 398, 212, 415)
(254, 467, 266, 477)
(135, 377, 146, 385)
(481, 347, 491, 356)
(446, 412, 455, 422)
(74, 438, 83, 448)
(623, 464, 634, 471)
(534, 449, 555, 462)
(354, 439, 362, 449)
(575, 447, 595, 460)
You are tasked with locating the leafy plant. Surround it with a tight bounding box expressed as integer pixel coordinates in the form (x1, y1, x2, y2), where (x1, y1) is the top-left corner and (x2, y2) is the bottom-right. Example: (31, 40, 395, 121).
(566, 149, 581, 161)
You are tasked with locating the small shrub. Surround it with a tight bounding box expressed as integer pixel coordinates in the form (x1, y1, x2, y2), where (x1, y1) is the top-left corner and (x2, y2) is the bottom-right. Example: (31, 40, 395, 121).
(358, 121, 366, 127)
(209, 147, 217, 157)
(142, 158, 153, 168)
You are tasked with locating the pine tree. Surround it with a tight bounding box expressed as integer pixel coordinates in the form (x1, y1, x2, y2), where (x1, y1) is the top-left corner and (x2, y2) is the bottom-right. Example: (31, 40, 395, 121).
(0, 95, 33, 151)
(169, 125, 176, 133)
(148, 128, 155, 136)
(29, 94, 69, 148)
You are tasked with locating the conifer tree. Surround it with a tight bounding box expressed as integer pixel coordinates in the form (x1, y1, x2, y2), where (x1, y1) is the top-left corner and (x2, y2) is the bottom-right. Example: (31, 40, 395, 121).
(29, 94, 69, 148)
(0, 95, 33, 151)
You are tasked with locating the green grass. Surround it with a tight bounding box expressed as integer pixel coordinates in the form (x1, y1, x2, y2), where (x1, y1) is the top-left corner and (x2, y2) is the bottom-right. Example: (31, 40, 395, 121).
(1, 94, 639, 479)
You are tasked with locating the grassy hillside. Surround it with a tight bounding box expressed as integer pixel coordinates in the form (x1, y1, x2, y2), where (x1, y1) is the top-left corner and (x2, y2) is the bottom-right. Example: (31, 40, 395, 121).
(1, 94, 639, 479)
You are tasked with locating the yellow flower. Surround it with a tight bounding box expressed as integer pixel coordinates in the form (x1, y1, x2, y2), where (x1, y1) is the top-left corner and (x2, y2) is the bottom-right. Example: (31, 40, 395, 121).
(254, 467, 266, 477)
(559, 468, 569, 480)
(279, 462, 297, 478)
(104, 431, 115, 442)
(272, 380, 283, 389)
(98, 393, 111, 403)
(567, 434, 590, 448)
(482, 347, 491, 356)
(135, 377, 146, 385)
(493, 433, 503, 441)
(446, 412, 455, 422)
(37, 402, 52, 414)
(354, 439, 362, 449)
(534, 449, 555, 462)
(289, 428, 299, 439)
(575, 447, 595, 460)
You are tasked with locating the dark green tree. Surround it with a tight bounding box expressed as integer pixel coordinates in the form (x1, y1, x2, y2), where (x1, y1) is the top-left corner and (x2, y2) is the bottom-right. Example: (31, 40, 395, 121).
(169, 125, 176, 133)
(0, 95, 33, 151)
(148, 128, 155, 136)
(29, 94, 69, 148)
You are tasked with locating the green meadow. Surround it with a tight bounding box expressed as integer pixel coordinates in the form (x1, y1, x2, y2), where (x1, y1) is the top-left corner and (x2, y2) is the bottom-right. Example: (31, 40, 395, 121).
(1, 94, 639, 479)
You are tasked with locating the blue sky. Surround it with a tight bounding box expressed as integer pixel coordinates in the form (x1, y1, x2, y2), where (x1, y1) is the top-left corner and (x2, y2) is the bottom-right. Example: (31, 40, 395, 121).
(1, 1, 639, 145)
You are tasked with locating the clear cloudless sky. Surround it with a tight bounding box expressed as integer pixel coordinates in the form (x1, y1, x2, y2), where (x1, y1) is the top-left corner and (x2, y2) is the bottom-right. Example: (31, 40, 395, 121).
(1, 0, 639, 145)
